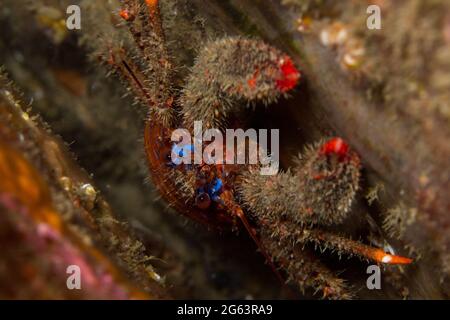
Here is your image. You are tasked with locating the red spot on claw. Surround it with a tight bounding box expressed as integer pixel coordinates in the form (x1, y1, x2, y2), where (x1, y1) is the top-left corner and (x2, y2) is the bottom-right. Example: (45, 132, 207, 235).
(247, 77, 257, 89)
(276, 57, 300, 92)
(320, 137, 350, 161)
(247, 69, 259, 90)
(119, 9, 133, 21)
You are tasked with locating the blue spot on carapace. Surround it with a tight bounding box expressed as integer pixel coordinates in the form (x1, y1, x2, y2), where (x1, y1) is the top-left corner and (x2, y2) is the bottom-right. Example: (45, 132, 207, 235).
(209, 178, 223, 201)
(171, 143, 193, 165)
(195, 178, 224, 203)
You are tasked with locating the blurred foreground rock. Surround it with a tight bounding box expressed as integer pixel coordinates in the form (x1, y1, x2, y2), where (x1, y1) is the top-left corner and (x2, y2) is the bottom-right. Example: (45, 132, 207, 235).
(0, 71, 168, 299)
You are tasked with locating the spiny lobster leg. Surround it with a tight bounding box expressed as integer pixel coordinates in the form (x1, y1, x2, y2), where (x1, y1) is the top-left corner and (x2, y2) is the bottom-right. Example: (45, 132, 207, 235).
(143, 0, 165, 41)
(105, 47, 155, 108)
(219, 193, 285, 284)
(305, 229, 413, 265)
(263, 214, 412, 265)
(116, 0, 176, 125)
(119, 0, 143, 48)
(121, 0, 171, 70)
(120, 0, 163, 39)
(141, 0, 174, 93)
(257, 221, 352, 299)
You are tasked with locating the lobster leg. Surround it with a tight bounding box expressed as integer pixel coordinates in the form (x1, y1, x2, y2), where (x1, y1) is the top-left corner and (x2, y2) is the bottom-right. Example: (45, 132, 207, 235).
(219, 193, 285, 284)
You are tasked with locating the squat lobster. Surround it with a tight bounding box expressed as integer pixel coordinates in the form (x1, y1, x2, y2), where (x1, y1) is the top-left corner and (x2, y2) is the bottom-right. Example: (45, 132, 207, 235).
(95, 0, 411, 299)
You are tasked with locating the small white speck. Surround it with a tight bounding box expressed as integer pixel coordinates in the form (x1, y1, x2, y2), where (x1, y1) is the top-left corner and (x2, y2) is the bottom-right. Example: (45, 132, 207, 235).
(382, 255, 392, 263)
(320, 30, 330, 46)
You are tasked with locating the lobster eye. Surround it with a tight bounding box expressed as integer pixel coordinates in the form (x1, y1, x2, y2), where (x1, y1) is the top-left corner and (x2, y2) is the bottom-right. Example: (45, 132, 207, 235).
(162, 150, 174, 167)
(196, 192, 211, 209)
